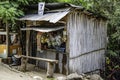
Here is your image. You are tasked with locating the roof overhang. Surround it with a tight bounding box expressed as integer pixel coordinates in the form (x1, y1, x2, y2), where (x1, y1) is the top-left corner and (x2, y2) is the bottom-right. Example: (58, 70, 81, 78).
(19, 11, 69, 23)
(21, 26, 64, 32)
(19, 3, 107, 23)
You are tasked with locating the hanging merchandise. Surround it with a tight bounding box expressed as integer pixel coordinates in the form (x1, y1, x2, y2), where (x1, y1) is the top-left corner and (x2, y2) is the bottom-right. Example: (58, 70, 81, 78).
(62, 36, 67, 42)
(38, 29, 66, 52)
(41, 36, 44, 44)
(55, 34, 62, 46)
(62, 30, 67, 42)
(45, 34, 51, 48)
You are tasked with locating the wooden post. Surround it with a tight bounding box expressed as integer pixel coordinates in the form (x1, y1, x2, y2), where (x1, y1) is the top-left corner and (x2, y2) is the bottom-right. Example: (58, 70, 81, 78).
(25, 25, 30, 70)
(47, 62, 54, 78)
(6, 21, 9, 58)
(20, 57, 28, 71)
(66, 24, 69, 75)
(26, 30, 30, 56)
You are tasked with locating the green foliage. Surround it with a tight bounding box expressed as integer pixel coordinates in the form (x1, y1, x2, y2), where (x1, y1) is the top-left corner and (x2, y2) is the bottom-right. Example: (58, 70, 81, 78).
(0, 2, 23, 23)
(17, 0, 29, 5)
(27, 0, 58, 3)
(0, 0, 29, 24)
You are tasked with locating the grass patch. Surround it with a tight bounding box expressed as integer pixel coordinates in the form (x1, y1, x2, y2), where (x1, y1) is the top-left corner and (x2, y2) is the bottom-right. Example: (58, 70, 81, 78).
(46, 78, 55, 80)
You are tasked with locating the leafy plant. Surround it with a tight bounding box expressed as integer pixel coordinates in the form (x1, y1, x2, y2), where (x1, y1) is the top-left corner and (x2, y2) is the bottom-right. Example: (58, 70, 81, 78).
(0, 2, 23, 23)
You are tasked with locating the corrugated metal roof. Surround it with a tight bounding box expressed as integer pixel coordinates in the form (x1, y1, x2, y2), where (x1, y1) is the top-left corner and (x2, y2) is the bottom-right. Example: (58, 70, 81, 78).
(21, 26, 64, 32)
(45, 7, 70, 13)
(19, 10, 69, 23)
(19, 3, 107, 22)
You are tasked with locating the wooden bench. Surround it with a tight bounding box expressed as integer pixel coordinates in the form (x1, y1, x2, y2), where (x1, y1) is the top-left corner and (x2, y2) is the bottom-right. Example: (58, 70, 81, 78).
(20, 55, 58, 78)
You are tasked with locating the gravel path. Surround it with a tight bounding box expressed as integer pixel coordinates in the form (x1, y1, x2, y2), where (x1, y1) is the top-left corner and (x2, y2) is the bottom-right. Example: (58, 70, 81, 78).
(0, 63, 65, 80)
(0, 63, 36, 80)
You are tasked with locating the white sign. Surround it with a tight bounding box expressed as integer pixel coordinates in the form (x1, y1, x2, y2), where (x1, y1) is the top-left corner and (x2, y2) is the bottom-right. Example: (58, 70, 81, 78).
(38, 2, 45, 16)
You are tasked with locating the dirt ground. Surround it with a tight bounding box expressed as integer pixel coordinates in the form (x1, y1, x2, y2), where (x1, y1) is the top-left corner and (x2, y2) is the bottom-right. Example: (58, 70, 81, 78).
(0, 63, 65, 80)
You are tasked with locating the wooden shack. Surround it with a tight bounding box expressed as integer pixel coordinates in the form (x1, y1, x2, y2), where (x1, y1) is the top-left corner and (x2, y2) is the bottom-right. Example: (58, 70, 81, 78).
(19, 3, 107, 75)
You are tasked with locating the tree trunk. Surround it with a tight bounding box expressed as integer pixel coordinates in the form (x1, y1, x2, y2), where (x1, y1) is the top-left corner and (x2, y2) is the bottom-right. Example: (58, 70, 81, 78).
(6, 21, 9, 58)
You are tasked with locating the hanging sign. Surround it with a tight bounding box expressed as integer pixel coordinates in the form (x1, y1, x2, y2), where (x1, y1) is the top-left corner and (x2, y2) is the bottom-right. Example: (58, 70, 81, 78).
(38, 2, 45, 16)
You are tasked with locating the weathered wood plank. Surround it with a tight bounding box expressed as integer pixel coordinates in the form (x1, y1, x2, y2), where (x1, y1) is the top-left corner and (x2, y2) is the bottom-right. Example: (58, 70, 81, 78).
(21, 55, 58, 63)
(20, 57, 28, 71)
(26, 30, 30, 56)
(67, 11, 107, 74)
(21, 55, 58, 78)
(47, 62, 54, 78)
(69, 48, 105, 59)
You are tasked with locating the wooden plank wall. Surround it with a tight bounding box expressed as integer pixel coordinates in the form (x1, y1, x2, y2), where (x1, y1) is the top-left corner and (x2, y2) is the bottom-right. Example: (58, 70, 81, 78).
(67, 12, 107, 74)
